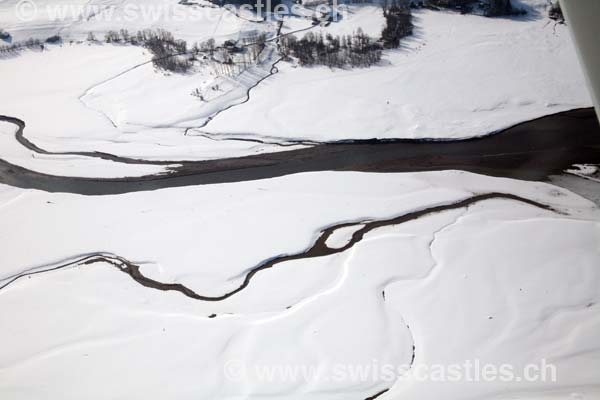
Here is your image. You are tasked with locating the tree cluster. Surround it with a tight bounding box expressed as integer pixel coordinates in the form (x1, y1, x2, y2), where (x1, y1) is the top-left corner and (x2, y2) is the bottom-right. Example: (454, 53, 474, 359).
(0, 38, 43, 55)
(211, 0, 281, 14)
(101, 28, 192, 72)
(423, 0, 471, 11)
(143, 29, 191, 72)
(45, 35, 61, 44)
(280, 29, 382, 68)
(0, 29, 10, 41)
(483, 0, 523, 17)
(548, 1, 564, 23)
(191, 33, 266, 78)
(211, 34, 266, 77)
(241, 32, 267, 57)
(415, 0, 525, 17)
(381, 1, 413, 48)
(191, 38, 216, 56)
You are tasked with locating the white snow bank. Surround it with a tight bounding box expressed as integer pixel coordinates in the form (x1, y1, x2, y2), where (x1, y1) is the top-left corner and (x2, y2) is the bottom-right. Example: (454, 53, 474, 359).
(0, 44, 303, 165)
(3, 0, 588, 160)
(0, 170, 596, 303)
(204, 7, 592, 140)
(81, 45, 279, 132)
(0, 44, 149, 148)
(317, 4, 386, 38)
(386, 204, 600, 399)
(0, 170, 599, 399)
(566, 163, 600, 183)
(324, 223, 365, 249)
(0, 120, 172, 178)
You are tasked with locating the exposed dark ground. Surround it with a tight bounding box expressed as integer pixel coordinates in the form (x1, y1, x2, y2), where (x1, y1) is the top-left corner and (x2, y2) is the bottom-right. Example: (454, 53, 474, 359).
(1, 108, 599, 196)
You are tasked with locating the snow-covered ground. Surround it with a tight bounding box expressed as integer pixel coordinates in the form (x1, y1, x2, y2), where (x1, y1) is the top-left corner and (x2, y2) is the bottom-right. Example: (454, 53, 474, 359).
(1, 0, 599, 398)
(0, 0, 262, 44)
(0, 0, 592, 169)
(0, 44, 304, 175)
(0, 0, 293, 168)
(205, 5, 592, 140)
(0, 171, 599, 399)
(280, 3, 386, 38)
(0, 120, 174, 178)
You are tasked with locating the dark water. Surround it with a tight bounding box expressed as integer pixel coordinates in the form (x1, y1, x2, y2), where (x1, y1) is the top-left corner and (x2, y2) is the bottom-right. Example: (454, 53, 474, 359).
(1, 108, 599, 195)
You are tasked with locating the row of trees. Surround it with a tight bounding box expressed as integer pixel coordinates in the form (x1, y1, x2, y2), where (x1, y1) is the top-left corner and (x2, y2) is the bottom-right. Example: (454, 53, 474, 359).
(97, 28, 192, 72)
(280, 29, 382, 68)
(381, 1, 413, 48)
(0, 38, 45, 55)
(101, 28, 186, 51)
(97, 28, 269, 74)
(0, 32, 67, 56)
